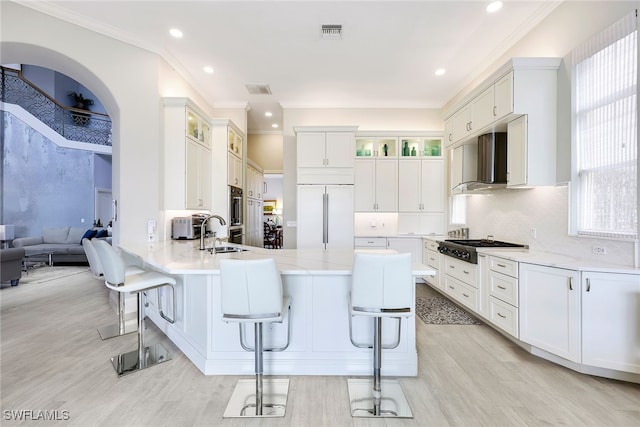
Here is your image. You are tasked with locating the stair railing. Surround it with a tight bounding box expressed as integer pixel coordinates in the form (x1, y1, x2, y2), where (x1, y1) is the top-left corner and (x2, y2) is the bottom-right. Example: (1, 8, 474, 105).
(0, 66, 112, 146)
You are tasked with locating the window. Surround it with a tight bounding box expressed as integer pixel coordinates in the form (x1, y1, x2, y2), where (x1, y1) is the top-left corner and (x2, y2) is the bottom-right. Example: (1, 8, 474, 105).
(572, 10, 638, 240)
(450, 194, 466, 225)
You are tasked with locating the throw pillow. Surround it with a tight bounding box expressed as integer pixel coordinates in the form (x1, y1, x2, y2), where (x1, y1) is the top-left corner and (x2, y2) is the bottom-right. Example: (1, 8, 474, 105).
(95, 229, 108, 239)
(81, 229, 97, 243)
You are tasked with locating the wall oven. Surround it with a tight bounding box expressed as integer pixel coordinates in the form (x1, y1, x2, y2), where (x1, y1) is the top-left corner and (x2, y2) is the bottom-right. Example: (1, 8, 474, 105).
(229, 185, 243, 226)
(229, 227, 243, 244)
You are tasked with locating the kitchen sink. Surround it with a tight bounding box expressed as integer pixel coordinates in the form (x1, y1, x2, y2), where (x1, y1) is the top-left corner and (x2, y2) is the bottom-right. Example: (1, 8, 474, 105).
(209, 246, 248, 254)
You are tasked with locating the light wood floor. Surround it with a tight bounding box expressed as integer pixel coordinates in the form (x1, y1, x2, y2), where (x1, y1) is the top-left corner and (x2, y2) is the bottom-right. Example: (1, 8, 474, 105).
(1, 267, 639, 426)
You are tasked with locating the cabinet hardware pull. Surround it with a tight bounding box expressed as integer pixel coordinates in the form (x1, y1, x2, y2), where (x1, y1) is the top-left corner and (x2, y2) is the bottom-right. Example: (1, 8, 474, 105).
(462, 293, 469, 298)
(497, 285, 506, 290)
(463, 270, 469, 274)
(449, 265, 455, 269)
(493, 106, 497, 116)
(497, 312, 506, 319)
(568, 277, 573, 291)
(448, 285, 455, 290)
(586, 278, 591, 292)
(430, 257, 435, 262)
(497, 263, 507, 268)
(448, 134, 452, 141)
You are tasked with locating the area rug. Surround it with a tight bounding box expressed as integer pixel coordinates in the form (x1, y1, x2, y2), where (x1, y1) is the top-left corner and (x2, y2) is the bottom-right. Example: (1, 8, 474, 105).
(415, 296, 482, 325)
(18, 265, 90, 285)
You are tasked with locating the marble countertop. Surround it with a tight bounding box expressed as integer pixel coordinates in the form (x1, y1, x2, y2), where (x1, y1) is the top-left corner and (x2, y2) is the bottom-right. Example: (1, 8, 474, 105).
(477, 247, 640, 275)
(119, 239, 435, 276)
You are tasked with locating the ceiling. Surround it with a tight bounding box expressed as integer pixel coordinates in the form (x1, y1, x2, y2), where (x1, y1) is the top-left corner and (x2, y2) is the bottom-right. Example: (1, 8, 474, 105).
(20, 1, 563, 133)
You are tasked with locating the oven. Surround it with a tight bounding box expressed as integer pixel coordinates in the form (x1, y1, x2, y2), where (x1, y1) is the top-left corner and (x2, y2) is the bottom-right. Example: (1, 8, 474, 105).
(229, 227, 243, 244)
(229, 185, 243, 226)
(437, 239, 525, 264)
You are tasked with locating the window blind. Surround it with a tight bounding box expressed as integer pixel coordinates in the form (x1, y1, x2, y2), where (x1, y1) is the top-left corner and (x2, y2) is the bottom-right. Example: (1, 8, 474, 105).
(572, 10, 638, 240)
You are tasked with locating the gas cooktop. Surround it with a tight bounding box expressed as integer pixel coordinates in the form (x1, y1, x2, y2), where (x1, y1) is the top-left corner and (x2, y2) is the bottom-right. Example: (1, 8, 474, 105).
(437, 239, 525, 263)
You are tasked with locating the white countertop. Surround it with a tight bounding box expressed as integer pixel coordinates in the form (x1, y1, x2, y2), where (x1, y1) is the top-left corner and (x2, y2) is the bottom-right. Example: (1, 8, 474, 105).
(477, 247, 640, 275)
(119, 239, 435, 276)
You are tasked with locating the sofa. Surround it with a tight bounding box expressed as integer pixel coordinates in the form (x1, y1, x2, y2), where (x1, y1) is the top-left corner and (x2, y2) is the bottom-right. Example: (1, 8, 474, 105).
(0, 247, 25, 286)
(12, 227, 109, 265)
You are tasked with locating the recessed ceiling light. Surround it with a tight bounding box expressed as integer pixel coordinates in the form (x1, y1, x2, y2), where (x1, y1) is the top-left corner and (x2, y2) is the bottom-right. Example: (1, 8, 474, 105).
(169, 28, 183, 38)
(435, 68, 446, 76)
(265, 111, 273, 117)
(203, 66, 214, 74)
(272, 124, 279, 128)
(486, 1, 503, 13)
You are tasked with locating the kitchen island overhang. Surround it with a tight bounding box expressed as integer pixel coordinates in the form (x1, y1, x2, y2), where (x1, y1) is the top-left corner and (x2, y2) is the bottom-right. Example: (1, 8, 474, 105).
(118, 240, 434, 376)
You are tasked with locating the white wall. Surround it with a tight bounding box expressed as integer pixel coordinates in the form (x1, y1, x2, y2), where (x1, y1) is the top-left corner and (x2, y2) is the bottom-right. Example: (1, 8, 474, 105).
(248, 133, 283, 173)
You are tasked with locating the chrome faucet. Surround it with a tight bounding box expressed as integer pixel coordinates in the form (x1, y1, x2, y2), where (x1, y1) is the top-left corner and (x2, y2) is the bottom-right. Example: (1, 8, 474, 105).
(199, 214, 227, 250)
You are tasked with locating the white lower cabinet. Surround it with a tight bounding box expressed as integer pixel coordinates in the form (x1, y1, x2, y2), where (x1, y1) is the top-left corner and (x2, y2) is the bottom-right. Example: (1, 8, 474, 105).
(386, 237, 422, 263)
(519, 263, 580, 363)
(581, 272, 640, 374)
(444, 275, 477, 312)
(422, 239, 441, 290)
(245, 199, 263, 247)
(484, 255, 519, 337)
(443, 257, 478, 311)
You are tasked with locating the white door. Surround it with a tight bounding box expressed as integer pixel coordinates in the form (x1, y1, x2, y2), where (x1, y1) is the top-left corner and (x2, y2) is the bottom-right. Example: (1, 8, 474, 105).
(507, 115, 527, 187)
(398, 159, 420, 212)
(420, 159, 444, 212)
(375, 159, 398, 212)
(354, 159, 375, 211)
(297, 132, 326, 168)
(325, 132, 354, 168)
(95, 188, 113, 226)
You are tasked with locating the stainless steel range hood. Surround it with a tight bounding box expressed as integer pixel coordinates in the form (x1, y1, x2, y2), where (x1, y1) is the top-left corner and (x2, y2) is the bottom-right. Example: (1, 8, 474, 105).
(453, 132, 508, 192)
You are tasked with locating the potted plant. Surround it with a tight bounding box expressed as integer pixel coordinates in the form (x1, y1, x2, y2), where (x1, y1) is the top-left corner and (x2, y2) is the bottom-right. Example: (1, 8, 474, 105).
(68, 91, 94, 126)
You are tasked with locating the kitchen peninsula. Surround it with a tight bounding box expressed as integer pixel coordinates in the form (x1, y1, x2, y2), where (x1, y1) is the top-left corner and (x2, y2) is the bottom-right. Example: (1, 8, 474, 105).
(118, 240, 434, 376)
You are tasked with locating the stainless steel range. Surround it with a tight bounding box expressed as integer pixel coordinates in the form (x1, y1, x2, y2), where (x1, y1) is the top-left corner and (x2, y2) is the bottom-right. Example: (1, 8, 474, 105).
(437, 239, 525, 264)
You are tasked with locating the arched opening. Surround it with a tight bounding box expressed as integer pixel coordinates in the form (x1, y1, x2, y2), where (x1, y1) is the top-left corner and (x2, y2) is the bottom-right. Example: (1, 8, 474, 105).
(1, 42, 121, 241)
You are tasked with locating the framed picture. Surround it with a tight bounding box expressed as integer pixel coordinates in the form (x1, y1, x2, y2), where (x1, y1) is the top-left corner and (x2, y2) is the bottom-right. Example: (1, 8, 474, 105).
(263, 200, 276, 215)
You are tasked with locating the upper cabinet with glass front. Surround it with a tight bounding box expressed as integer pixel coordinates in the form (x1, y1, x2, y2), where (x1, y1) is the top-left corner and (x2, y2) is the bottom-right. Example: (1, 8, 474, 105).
(399, 137, 442, 158)
(186, 108, 211, 149)
(228, 127, 243, 159)
(355, 137, 398, 158)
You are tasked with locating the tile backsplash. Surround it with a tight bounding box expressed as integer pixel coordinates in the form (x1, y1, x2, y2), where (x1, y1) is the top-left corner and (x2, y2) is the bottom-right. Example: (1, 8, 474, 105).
(464, 185, 636, 267)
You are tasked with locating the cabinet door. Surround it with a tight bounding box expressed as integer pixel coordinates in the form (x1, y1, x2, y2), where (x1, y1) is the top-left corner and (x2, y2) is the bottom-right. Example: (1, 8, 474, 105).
(507, 115, 527, 187)
(297, 132, 326, 168)
(420, 160, 443, 212)
(444, 118, 454, 147)
(494, 72, 513, 120)
(186, 139, 200, 209)
(398, 159, 421, 211)
(296, 185, 325, 249)
(386, 237, 422, 263)
(325, 132, 354, 167)
(198, 145, 211, 209)
(582, 272, 640, 374)
(471, 85, 495, 132)
(375, 159, 398, 211)
(450, 145, 463, 190)
(519, 263, 580, 362)
(326, 185, 354, 250)
(228, 154, 242, 187)
(451, 105, 471, 143)
(354, 159, 375, 211)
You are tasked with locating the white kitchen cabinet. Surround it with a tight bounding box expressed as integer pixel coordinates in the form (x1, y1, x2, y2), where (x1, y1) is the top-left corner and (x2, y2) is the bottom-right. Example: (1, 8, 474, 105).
(296, 127, 357, 184)
(185, 139, 211, 209)
(423, 239, 442, 290)
(444, 118, 454, 147)
(163, 98, 212, 210)
(386, 237, 422, 263)
(443, 58, 558, 154)
(450, 143, 477, 192)
(228, 127, 243, 159)
(246, 164, 263, 200)
(581, 272, 640, 374)
(398, 158, 444, 212)
(354, 158, 398, 212)
(228, 153, 242, 188)
(398, 212, 444, 235)
(506, 114, 556, 187)
(245, 198, 263, 247)
(519, 263, 580, 363)
(356, 137, 397, 158)
(487, 255, 519, 338)
(399, 137, 442, 158)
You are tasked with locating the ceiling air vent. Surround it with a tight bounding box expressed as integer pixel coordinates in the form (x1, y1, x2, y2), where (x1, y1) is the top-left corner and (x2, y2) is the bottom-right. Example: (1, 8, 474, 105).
(246, 84, 272, 95)
(321, 24, 342, 40)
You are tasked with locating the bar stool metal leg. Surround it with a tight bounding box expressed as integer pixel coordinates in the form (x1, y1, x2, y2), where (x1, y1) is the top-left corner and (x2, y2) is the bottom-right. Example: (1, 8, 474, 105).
(97, 292, 136, 340)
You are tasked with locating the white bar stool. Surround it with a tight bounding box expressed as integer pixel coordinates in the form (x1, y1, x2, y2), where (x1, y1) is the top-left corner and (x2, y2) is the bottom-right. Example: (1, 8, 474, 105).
(82, 238, 144, 340)
(93, 239, 177, 376)
(347, 252, 414, 418)
(219, 258, 291, 418)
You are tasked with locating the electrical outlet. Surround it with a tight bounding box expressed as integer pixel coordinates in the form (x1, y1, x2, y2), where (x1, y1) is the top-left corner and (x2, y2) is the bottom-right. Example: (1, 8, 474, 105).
(592, 245, 607, 255)
(530, 228, 536, 239)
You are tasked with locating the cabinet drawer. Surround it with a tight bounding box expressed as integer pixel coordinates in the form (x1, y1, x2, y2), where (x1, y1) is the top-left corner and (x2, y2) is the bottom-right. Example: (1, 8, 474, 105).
(444, 257, 477, 287)
(424, 268, 440, 289)
(424, 239, 438, 252)
(425, 250, 439, 269)
(489, 271, 519, 306)
(489, 296, 518, 338)
(354, 237, 387, 248)
(489, 256, 518, 278)
(444, 275, 477, 312)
